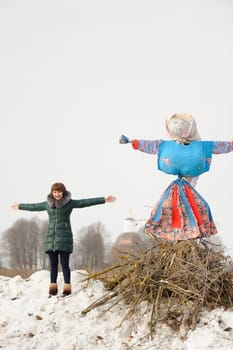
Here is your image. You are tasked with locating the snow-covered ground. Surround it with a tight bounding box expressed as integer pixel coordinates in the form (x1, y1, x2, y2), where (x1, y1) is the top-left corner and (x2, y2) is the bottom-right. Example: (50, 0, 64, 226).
(0, 270, 233, 349)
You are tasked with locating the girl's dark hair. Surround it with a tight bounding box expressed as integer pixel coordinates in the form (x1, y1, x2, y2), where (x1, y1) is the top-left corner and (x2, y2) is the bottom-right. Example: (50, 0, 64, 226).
(50, 182, 67, 196)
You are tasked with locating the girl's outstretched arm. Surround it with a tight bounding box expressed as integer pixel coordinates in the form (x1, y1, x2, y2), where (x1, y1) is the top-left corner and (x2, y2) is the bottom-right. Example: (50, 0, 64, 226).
(12, 202, 46, 211)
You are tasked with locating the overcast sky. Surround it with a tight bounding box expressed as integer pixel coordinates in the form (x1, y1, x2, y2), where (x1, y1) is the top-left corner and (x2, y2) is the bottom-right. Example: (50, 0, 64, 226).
(0, 0, 232, 250)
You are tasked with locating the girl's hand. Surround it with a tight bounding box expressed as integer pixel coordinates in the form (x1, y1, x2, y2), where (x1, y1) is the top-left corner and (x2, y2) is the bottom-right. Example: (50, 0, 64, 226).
(11, 202, 19, 210)
(105, 195, 117, 203)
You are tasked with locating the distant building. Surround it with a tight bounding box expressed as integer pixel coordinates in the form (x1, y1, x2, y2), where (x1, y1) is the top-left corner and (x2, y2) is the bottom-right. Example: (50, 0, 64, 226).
(111, 231, 145, 262)
(115, 231, 144, 249)
(123, 217, 138, 233)
(111, 214, 147, 263)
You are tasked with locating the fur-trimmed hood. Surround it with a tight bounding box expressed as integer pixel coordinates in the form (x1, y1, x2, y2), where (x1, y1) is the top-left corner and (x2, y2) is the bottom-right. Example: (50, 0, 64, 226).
(47, 191, 71, 209)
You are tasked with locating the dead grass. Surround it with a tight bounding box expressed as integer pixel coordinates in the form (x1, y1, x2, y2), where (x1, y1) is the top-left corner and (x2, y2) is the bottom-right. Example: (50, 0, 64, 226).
(81, 238, 233, 337)
(0, 268, 36, 279)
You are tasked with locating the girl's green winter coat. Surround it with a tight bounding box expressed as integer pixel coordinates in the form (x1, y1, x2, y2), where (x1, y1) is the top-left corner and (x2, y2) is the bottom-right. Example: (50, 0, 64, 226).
(19, 196, 106, 253)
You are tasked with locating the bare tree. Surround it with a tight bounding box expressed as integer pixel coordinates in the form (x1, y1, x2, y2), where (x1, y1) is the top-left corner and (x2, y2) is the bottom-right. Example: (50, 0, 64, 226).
(1, 217, 49, 270)
(202, 234, 225, 253)
(36, 219, 49, 269)
(72, 222, 107, 271)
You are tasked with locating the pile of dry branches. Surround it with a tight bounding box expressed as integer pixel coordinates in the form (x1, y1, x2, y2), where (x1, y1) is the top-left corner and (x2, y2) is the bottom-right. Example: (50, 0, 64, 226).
(81, 238, 233, 337)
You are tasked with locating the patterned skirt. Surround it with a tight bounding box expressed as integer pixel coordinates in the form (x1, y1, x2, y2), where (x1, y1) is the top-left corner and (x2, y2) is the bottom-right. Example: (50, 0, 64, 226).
(145, 178, 217, 241)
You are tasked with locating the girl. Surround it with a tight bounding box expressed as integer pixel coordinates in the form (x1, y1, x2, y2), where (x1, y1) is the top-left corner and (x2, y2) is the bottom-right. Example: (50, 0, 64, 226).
(12, 182, 116, 296)
(120, 113, 233, 242)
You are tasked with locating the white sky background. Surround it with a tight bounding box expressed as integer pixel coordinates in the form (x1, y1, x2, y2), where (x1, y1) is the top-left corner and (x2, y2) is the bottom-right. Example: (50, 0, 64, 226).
(0, 0, 232, 249)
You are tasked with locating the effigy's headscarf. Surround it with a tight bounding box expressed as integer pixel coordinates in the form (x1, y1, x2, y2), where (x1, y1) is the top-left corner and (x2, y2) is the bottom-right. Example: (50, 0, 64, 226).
(165, 113, 201, 187)
(166, 113, 200, 143)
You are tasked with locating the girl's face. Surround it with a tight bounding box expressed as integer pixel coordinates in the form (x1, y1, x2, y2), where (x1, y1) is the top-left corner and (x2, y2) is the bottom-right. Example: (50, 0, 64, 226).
(52, 190, 63, 200)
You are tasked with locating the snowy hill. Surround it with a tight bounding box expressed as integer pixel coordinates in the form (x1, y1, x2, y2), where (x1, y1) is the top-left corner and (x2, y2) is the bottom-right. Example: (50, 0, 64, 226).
(0, 270, 233, 349)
